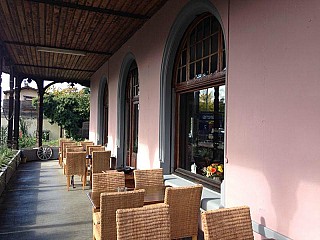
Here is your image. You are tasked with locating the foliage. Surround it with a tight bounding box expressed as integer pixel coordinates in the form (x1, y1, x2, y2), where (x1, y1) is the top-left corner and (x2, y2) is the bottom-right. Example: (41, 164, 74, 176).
(34, 87, 90, 140)
(43, 139, 59, 147)
(203, 163, 224, 179)
(0, 146, 15, 170)
(19, 118, 29, 136)
(0, 127, 7, 146)
(19, 135, 37, 149)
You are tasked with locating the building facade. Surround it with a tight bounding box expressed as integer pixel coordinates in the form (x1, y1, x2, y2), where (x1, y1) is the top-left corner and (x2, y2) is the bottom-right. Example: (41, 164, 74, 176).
(88, 1, 320, 239)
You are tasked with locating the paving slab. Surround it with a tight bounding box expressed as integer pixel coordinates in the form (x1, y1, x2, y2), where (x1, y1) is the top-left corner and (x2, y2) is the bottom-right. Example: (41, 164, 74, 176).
(0, 160, 92, 240)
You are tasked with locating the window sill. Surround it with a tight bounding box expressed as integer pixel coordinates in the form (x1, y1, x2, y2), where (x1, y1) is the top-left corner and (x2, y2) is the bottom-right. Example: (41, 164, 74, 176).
(164, 172, 222, 211)
(174, 168, 222, 193)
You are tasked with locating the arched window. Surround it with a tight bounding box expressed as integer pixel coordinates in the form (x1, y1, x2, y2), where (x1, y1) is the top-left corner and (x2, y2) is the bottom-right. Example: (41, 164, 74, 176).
(103, 83, 108, 145)
(124, 61, 139, 168)
(174, 13, 226, 188)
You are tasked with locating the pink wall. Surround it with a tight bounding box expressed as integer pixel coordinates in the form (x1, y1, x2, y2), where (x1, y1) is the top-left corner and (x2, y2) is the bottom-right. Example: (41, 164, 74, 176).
(90, 0, 320, 239)
(226, 1, 320, 239)
(90, 0, 190, 168)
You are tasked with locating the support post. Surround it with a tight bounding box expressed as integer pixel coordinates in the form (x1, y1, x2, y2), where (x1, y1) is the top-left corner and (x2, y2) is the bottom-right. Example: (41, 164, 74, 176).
(36, 79, 44, 147)
(13, 76, 22, 149)
(0, 47, 3, 130)
(7, 66, 14, 148)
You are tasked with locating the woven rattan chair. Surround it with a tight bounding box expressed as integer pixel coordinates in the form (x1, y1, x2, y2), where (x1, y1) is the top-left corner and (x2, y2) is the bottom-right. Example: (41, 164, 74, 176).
(81, 141, 94, 151)
(64, 151, 87, 191)
(92, 171, 125, 194)
(164, 184, 203, 240)
(59, 140, 75, 167)
(62, 146, 84, 174)
(86, 145, 104, 155)
(201, 206, 254, 240)
(91, 150, 111, 174)
(92, 189, 145, 240)
(134, 168, 164, 189)
(92, 171, 126, 224)
(116, 203, 171, 240)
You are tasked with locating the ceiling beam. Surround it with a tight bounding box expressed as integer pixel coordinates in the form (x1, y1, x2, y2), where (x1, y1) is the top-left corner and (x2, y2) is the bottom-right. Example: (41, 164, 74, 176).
(28, 0, 150, 20)
(4, 41, 111, 56)
(15, 64, 95, 73)
(22, 74, 90, 86)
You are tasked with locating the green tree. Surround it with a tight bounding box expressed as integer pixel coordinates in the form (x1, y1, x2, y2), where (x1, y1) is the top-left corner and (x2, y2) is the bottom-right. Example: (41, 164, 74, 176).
(36, 87, 90, 140)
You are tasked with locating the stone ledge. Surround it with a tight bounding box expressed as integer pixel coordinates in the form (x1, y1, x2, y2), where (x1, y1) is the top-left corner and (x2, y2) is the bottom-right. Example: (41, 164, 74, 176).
(164, 173, 221, 211)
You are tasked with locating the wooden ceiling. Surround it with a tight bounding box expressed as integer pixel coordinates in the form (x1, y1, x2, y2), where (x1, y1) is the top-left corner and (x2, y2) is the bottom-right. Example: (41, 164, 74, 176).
(0, 0, 167, 86)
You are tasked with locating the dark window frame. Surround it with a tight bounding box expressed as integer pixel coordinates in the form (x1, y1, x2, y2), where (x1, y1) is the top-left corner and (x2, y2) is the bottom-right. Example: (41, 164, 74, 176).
(173, 13, 226, 189)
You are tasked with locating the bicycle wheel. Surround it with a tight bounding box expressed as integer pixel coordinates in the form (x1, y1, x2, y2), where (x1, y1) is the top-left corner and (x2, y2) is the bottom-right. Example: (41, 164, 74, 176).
(37, 145, 53, 160)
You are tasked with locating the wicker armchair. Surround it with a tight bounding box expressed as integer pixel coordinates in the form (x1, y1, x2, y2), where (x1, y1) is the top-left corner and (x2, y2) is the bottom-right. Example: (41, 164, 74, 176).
(116, 203, 171, 240)
(164, 184, 203, 240)
(64, 151, 87, 191)
(92, 171, 125, 224)
(80, 141, 94, 151)
(92, 171, 125, 194)
(92, 189, 145, 240)
(62, 146, 84, 174)
(91, 150, 111, 173)
(134, 168, 164, 189)
(86, 145, 104, 155)
(201, 206, 254, 240)
(59, 140, 76, 167)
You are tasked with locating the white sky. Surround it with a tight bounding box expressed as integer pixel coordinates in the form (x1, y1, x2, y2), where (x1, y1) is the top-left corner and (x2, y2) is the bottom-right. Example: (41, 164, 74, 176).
(1, 72, 84, 91)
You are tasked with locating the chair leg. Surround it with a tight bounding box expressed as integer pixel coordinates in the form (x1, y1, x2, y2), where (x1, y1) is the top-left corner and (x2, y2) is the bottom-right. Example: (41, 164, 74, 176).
(67, 175, 70, 191)
(82, 174, 86, 190)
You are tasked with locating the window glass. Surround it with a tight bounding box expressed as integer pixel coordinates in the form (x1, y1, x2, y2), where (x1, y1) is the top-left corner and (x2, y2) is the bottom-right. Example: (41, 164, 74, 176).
(179, 86, 225, 175)
(174, 14, 226, 185)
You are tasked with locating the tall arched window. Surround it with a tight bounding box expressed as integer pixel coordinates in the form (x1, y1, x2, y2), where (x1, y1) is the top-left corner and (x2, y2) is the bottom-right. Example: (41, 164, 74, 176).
(103, 83, 108, 145)
(174, 13, 226, 188)
(125, 61, 139, 168)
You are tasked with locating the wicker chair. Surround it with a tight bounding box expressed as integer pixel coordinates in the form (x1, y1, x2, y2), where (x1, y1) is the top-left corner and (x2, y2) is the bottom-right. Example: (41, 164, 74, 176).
(86, 145, 104, 155)
(92, 171, 125, 224)
(62, 146, 84, 174)
(80, 141, 94, 151)
(92, 189, 145, 240)
(116, 203, 171, 240)
(201, 206, 254, 240)
(164, 184, 203, 240)
(59, 140, 76, 167)
(91, 150, 111, 173)
(92, 171, 125, 194)
(64, 151, 87, 191)
(134, 168, 164, 189)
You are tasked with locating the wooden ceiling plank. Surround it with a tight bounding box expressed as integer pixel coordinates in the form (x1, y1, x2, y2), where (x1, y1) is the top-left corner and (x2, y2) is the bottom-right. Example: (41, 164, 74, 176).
(78, 11, 101, 50)
(38, 2, 45, 46)
(15, 1, 34, 69)
(30, 1, 40, 46)
(51, 5, 61, 69)
(83, 12, 111, 52)
(29, 0, 149, 20)
(93, 15, 122, 53)
(71, 9, 90, 50)
(0, 1, 19, 41)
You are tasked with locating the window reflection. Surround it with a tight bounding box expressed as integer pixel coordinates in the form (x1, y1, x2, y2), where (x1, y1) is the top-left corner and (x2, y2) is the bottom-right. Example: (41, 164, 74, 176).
(179, 86, 225, 176)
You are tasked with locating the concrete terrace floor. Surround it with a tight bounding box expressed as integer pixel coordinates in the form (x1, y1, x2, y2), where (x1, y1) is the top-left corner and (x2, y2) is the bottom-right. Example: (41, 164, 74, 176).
(0, 160, 92, 240)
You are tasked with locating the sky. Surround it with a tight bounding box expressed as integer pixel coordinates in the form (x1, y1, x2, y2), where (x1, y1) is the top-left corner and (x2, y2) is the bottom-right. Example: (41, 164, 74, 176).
(1, 73, 84, 91)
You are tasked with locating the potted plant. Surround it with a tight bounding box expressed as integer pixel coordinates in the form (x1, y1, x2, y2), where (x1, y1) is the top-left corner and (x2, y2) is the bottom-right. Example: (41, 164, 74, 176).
(202, 163, 224, 182)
